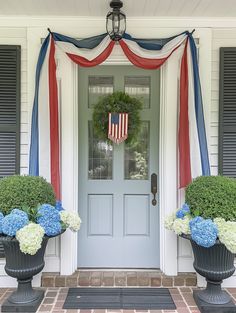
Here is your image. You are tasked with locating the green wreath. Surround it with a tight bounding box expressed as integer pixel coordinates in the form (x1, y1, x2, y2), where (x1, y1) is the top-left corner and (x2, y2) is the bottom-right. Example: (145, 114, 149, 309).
(92, 91, 143, 144)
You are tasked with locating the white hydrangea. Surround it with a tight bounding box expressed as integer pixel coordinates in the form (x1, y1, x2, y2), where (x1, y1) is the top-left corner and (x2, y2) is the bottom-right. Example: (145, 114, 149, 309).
(164, 212, 177, 231)
(214, 218, 226, 231)
(214, 218, 236, 253)
(172, 216, 191, 235)
(60, 211, 82, 232)
(16, 223, 45, 255)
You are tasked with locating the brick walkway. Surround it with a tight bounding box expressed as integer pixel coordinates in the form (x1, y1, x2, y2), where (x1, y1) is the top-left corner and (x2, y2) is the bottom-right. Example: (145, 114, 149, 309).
(0, 287, 235, 313)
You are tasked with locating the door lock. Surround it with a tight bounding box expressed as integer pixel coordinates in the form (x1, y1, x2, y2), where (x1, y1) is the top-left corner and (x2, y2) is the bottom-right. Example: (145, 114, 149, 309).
(151, 173, 157, 206)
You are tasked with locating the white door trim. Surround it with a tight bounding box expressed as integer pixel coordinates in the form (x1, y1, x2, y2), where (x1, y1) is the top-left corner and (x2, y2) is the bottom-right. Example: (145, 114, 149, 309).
(159, 61, 178, 275)
(60, 43, 179, 274)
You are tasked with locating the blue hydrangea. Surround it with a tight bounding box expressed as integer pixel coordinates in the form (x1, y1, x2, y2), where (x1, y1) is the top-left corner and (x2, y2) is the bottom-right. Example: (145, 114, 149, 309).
(2, 213, 29, 236)
(182, 203, 190, 214)
(11, 209, 28, 220)
(37, 204, 60, 224)
(176, 209, 185, 218)
(39, 220, 62, 236)
(176, 203, 190, 219)
(55, 201, 64, 212)
(191, 219, 218, 248)
(189, 216, 204, 230)
(0, 212, 4, 233)
(37, 204, 62, 236)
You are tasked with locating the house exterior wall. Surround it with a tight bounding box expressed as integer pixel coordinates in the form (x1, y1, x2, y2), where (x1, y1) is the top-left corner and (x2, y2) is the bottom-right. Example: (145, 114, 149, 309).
(0, 27, 28, 284)
(0, 18, 235, 287)
(0, 28, 28, 175)
(210, 29, 236, 175)
(208, 29, 236, 287)
(0, 26, 60, 284)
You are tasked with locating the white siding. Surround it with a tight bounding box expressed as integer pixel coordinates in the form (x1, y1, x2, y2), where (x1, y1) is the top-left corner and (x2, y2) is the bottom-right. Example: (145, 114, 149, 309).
(0, 28, 28, 175)
(210, 29, 236, 175)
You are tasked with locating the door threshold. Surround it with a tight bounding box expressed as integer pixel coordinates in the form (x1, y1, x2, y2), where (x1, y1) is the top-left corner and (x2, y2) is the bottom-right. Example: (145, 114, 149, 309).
(41, 270, 197, 287)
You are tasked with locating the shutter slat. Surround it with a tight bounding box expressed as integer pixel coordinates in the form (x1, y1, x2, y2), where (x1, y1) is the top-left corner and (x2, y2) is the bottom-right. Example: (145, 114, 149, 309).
(0, 45, 21, 258)
(219, 48, 236, 177)
(0, 46, 20, 127)
(0, 245, 4, 259)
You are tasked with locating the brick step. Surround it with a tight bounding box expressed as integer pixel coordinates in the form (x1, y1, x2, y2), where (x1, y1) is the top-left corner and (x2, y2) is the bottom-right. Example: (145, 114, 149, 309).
(41, 270, 197, 288)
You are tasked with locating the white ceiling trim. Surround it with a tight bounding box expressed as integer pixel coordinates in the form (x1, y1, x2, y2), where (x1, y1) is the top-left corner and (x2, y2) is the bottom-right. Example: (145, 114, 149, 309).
(1, 0, 236, 18)
(0, 16, 236, 28)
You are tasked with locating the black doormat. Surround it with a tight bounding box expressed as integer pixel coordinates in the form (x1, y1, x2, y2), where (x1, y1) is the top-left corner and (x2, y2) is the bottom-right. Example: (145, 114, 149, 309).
(63, 287, 176, 310)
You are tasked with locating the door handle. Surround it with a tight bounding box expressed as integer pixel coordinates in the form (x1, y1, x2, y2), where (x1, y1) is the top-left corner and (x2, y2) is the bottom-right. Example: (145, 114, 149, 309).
(151, 173, 157, 206)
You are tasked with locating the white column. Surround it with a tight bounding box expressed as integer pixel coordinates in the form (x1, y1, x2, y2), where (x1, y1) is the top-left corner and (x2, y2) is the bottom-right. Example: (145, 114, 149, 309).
(59, 51, 78, 275)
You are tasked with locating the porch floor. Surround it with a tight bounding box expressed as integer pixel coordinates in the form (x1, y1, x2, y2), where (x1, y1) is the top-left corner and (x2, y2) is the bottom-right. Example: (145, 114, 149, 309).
(0, 287, 235, 313)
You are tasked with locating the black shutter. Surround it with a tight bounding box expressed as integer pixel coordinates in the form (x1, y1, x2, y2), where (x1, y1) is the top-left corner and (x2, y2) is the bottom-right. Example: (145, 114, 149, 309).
(219, 48, 236, 177)
(0, 45, 21, 258)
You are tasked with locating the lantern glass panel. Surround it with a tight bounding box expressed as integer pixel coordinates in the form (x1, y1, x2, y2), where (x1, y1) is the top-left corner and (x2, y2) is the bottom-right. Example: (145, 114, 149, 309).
(112, 13, 120, 33)
(106, 10, 126, 40)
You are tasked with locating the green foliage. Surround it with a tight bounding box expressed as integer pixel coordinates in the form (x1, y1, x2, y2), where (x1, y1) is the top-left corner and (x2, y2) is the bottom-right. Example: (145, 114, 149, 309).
(92, 91, 142, 144)
(21, 205, 40, 223)
(0, 175, 56, 215)
(186, 176, 236, 221)
(129, 151, 148, 180)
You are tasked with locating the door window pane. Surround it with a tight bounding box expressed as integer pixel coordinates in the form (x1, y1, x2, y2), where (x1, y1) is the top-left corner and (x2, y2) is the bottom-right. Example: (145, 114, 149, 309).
(88, 122, 113, 179)
(88, 76, 114, 108)
(125, 76, 150, 108)
(124, 122, 149, 180)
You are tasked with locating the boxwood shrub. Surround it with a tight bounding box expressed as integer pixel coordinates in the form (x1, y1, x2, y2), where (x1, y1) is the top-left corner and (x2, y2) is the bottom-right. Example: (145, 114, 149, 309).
(186, 175, 236, 221)
(0, 175, 56, 215)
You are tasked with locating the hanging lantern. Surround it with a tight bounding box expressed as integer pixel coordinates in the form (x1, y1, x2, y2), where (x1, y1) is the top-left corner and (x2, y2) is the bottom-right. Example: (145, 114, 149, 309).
(106, 0, 126, 41)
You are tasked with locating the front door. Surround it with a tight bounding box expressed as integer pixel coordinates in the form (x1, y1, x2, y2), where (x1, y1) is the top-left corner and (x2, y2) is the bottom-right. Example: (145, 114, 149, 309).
(78, 65, 160, 268)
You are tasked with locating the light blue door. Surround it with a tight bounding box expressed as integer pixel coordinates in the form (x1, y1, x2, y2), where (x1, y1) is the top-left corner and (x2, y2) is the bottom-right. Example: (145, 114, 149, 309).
(78, 65, 160, 268)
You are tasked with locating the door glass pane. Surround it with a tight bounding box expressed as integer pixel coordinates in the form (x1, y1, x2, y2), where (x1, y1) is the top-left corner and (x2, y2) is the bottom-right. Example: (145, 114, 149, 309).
(124, 122, 149, 180)
(88, 121, 113, 180)
(125, 76, 150, 108)
(88, 76, 114, 108)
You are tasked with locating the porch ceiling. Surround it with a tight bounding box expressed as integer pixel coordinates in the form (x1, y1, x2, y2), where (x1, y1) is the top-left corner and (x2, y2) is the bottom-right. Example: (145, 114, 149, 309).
(0, 0, 236, 18)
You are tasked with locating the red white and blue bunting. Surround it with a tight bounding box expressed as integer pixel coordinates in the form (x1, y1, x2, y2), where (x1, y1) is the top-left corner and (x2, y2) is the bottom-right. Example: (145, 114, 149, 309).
(29, 30, 210, 200)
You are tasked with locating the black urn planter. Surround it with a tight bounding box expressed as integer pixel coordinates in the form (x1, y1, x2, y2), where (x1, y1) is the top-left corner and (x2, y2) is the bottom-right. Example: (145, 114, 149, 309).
(0, 235, 49, 312)
(182, 235, 236, 312)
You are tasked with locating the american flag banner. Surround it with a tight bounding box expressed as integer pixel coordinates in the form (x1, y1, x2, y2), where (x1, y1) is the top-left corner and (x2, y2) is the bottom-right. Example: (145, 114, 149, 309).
(108, 113, 128, 144)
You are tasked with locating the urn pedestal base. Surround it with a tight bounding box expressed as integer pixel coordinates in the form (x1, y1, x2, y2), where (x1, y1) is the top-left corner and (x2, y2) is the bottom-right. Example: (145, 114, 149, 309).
(1, 290, 44, 312)
(0, 236, 49, 312)
(181, 235, 236, 312)
(193, 290, 236, 313)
